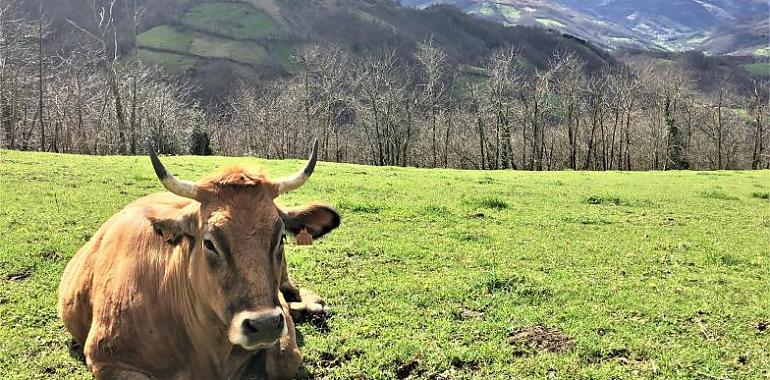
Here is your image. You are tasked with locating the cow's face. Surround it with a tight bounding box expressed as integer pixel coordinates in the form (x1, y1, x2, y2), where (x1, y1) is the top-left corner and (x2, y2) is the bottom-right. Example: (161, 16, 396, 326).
(146, 140, 339, 350)
(195, 187, 339, 350)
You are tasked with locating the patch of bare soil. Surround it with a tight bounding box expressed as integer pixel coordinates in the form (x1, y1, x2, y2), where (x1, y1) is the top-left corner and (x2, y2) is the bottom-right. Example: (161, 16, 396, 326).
(584, 347, 651, 368)
(508, 325, 574, 354)
(315, 348, 363, 369)
(395, 358, 420, 379)
(457, 306, 485, 320)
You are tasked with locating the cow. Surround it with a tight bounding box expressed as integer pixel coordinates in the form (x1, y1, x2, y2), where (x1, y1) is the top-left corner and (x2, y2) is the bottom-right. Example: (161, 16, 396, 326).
(58, 140, 340, 379)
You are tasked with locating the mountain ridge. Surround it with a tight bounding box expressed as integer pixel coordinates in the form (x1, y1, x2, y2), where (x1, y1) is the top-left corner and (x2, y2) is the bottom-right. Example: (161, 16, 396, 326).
(403, 0, 770, 55)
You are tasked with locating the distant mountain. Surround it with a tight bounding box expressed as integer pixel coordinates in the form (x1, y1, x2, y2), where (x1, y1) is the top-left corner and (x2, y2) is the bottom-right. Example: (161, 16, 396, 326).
(29, 0, 616, 99)
(402, 0, 770, 55)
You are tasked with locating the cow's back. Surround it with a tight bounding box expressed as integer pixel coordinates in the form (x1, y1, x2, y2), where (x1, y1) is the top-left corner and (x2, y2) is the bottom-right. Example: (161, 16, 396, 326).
(58, 206, 125, 346)
(58, 193, 198, 371)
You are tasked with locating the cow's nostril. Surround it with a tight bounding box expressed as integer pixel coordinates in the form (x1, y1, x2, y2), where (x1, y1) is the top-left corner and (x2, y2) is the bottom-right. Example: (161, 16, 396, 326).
(243, 318, 259, 335)
(276, 313, 284, 331)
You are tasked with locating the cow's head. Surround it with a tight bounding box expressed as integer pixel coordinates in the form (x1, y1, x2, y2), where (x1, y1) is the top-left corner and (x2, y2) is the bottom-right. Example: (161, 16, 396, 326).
(146, 140, 339, 350)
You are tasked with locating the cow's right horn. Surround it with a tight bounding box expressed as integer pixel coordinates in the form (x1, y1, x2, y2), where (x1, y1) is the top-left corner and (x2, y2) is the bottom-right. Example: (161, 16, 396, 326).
(146, 138, 201, 200)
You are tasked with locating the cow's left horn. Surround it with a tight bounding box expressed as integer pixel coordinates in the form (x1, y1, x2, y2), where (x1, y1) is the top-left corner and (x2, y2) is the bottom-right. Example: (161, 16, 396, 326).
(146, 138, 200, 200)
(276, 139, 318, 195)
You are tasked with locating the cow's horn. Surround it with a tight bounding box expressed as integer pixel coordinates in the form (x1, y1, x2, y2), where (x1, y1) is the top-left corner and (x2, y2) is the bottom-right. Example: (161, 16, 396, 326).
(276, 139, 318, 195)
(146, 138, 200, 200)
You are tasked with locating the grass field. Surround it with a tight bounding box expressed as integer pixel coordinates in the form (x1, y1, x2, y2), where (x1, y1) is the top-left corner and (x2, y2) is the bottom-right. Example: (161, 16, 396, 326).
(181, 2, 280, 40)
(754, 48, 770, 57)
(535, 18, 567, 29)
(744, 63, 770, 77)
(1, 150, 769, 379)
(133, 1, 284, 72)
(136, 25, 194, 51)
(133, 49, 203, 73)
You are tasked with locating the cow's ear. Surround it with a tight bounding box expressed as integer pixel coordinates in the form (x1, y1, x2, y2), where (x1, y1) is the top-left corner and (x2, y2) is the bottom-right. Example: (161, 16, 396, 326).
(280, 204, 340, 239)
(145, 206, 199, 244)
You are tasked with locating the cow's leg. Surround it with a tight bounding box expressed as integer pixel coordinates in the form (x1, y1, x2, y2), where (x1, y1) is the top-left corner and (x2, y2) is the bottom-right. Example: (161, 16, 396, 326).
(278, 256, 328, 320)
(278, 255, 301, 302)
(91, 365, 151, 380)
(264, 302, 302, 380)
(288, 288, 329, 321)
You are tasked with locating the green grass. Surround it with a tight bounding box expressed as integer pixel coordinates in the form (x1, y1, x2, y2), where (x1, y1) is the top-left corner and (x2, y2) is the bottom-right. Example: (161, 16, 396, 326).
(497, 5, 521, 23)
(189, 34, 271, 65)
(135, 25, 275, 68)
(744, 63, 770, 77)
(478, 4, 495, 17)
(133, 49, 202, 73)
(132, 2, 284, 70)
(136, 25, 193, 51)
(535, 18, 566, 29)
(182, 2, 280, 40)
(1, 150, 769, 379)
(754, 47, 770, 57)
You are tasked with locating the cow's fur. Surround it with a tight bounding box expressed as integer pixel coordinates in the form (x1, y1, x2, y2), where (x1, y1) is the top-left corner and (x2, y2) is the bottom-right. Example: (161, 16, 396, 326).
(58, 166, 339, 379)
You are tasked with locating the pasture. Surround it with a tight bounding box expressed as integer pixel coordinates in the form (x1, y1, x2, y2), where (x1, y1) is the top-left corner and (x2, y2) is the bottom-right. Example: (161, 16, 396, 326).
(134, 1, 285, 70)
(0, 150, 768, 379)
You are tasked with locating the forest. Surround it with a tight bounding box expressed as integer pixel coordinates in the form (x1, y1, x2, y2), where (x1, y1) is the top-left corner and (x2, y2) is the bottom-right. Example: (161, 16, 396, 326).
(1, 0, 768, 170)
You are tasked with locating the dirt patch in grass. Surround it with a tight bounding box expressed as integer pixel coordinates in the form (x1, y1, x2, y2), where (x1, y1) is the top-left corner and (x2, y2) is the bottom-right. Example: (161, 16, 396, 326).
(584, 347, 650, 367)
(449, 357, 481, 371)
(39, 249, 61, 261)
(457, 306, 485, 320)
(314, 348, 363, 369)
(508, 325, 574, 354)
(395, 358, 420, 379)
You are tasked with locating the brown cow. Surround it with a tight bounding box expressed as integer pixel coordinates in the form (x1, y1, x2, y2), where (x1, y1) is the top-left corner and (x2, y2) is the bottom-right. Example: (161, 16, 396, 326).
(58, 140, 340, 379)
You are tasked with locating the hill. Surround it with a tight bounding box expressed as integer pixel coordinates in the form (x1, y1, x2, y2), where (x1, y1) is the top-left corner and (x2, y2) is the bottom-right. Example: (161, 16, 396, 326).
(27, 0, 615, 99)
(617, 50, 769, 95)
(403, 0, 770, 55)
(1, 150, 769, 378)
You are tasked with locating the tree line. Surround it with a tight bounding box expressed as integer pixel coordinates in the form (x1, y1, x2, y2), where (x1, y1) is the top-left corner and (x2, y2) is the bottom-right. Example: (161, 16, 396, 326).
(1, 0, 768, 170)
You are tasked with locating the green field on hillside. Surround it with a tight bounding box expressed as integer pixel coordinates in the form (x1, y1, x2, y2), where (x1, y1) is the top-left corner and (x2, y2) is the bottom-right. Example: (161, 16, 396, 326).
(744, 63, 770, 77)
(497, 5, 521, 23)
(133, 1, 284, 71)
(1, 150, 769, 379)
(754, 47, 770, 57)
(535, 18, 566, 29)
(133, 49, 203, 73)
(182, 2, 280, 40)
(136, 25, 194, 51)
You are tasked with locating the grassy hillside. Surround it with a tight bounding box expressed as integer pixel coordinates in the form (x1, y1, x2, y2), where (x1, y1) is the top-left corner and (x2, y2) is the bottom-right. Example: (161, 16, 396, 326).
(1, 151, 769, 379)
(135, 2, 287, 71)
(744, 63, 770, 78)
(23, 0, 616, 99)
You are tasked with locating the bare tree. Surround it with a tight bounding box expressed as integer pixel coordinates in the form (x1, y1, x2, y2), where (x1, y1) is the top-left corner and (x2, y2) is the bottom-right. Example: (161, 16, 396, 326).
(415, 38, 447, 168)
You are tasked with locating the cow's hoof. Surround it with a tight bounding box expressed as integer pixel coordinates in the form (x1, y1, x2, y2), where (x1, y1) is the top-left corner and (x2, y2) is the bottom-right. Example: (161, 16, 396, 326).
(288, 289, 329, 321)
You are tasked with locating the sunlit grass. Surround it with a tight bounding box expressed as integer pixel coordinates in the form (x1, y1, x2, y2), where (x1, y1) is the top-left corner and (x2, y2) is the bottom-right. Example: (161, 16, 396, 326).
(1, 150, 769, 379)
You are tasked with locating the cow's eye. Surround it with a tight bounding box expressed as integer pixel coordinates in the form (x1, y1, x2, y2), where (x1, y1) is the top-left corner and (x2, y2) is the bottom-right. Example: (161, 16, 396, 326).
(203, 239, 217, 253)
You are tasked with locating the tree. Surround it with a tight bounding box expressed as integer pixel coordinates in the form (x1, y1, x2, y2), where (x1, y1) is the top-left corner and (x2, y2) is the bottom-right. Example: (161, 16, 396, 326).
(415, 38, 448, 168)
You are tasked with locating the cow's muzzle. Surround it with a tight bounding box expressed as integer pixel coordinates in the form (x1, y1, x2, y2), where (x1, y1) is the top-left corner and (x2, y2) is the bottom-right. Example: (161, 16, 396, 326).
(229, 307, 287, 350)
